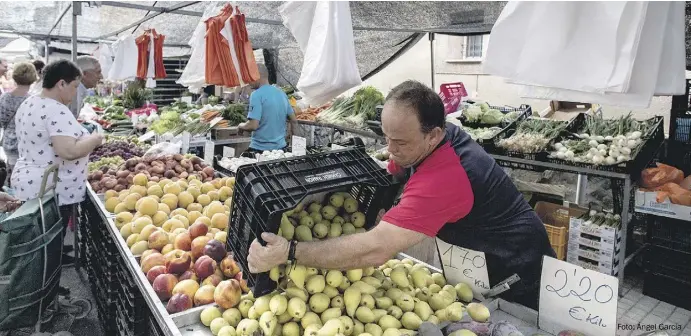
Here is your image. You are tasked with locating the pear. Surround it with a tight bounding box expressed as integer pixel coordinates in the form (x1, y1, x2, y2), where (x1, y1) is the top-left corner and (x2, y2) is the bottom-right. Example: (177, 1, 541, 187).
(372, 290, 385, 299)
(448, 331, 477, 336)
(365, 323, 383, 336)
(280, 214, 295, 240)
(304, 324, 320, 336)
(238, 300, 253, 318)
(222, 308, 242, 327)
(410, 268, 431, 289)
(307, 267, 319, 276)
(372, 309, 387, 323)
(259, 311, 277, 336)
(377, 315, 401, 330)
(308, 293, 330, 313)
(375, 297, 393, 310)
(428, 284, 442, 294)
(282, 322, 300, 336)
(429, 291, 455, 311)
(427, 315, 440, 325)
(442, 285, 458, 301)
(446, 302, 465, 322)
(361, 276, 382, 289)
(287, 297, 306, 319)
(455, 282, 474, 303)
(248, 307, 259, 320)
(289, 265, 307, 289)
(320, 307, 342, 324)
(415, 287, 432, 302)
(399, 329, 416, 336)
(236, 319, 259, 336)
(353, 320, 365, 336)
(395, 294, 415, 312)
(346, 269, 363, 282)
(323, 285, 339, 298)
(386, 305, 403, 319)
(270, 294, 288, 315)
(466, 303, 490, 322)
(385, 288, 403, 301)
(331, 295, 345, 309)
(382, 328, 401, 336)
(253, 295, 271, 315)
(306, 274, 326, 294)
(308, 202, 322, 214)
(285, 287, 308, 302)
(389, 266, 409, 288)
(301, 312, 322, 329)
(319, 319, 345, 336)
(326, 270, 344, 287)
(295, 225, 313, 241)
(355, 307, 375, 323)
(351, 281, 377, 295)
(344, 287, 362, 317)
(338, 278, 352, 291)
(270, 266, 282, 282)
(435, 308, 449, 322)
(414, 300, 433, 321)
(338, 316, 354, 336)
(278, 310, 293, 324)
(360, 294, 375, 309)
(401, 312, 422, 330)
(431, 273, 446, 287)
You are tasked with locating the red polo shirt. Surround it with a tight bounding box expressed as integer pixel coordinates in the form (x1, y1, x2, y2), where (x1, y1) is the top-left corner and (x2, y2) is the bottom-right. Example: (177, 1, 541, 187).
(383, 142, 474, 236)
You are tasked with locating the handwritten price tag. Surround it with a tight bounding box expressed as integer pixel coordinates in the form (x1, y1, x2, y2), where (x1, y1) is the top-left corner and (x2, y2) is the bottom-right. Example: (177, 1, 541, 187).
(204, 141, 215, 163)
(539, 256, 618, 336)
(223, 146, 235, 158)
(436, 238, 490, 298)
(292, 136, 307, 156)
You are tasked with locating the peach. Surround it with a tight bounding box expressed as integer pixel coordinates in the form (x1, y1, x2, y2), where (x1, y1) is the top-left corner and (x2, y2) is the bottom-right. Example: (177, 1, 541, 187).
(188, 222, 209, 240)
(166, 293, 193, 314)
(220, 255, 241, 278)
(161, 244, 174, 255)
(203, 239, 227, 262)
(172, 279, 200, 300)
(141, 253, 166, 273)
(166, 251, 193, 275)
(213, 279, 242, 309)
(191, 236, 211, 260)
(174, 232, 192, 252)
(194, 284, 216, 306)
(202, 274, 222, 287)
(148, 230, 170, 251)
(146, 265, 167, 284)
(234, 272, 249, 293)
(178, 270, 199, 282)
(141, 249, 159, 261)
(194, 255, 217, 280)
(153, 274, 178, 301)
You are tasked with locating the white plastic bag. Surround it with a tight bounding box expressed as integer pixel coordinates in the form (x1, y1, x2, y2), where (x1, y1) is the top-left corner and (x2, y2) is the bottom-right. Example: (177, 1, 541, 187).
(280, 1, 362, 106)
(143, 142, 182, 158)
(484, 1, 649, 94)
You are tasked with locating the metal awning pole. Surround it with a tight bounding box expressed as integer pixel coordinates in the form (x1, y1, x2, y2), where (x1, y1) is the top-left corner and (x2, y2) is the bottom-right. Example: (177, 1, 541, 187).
(45, 39, 50, 63)
(429, 33, 435, 90)
(72, 1, 81, 62)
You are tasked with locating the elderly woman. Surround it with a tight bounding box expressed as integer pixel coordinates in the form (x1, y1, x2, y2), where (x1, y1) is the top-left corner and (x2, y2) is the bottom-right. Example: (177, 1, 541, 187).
(11, 60, 103, 265)
(0, 62, 38, 176)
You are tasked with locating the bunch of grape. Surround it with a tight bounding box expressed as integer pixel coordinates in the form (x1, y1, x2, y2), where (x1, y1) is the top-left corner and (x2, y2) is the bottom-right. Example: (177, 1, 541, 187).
(88, 156, 124, 173)
(104, 134, 140, 145)
(90, 141, 146, 162)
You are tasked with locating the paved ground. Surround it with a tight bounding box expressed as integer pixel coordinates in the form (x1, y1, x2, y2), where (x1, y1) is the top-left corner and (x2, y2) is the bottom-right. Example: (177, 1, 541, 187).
(618, 277, 691, 336)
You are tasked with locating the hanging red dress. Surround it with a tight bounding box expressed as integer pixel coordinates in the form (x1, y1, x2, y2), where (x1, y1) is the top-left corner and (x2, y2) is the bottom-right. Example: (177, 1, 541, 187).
(230, 7, 259, 83)
(152, 30, 167, 79)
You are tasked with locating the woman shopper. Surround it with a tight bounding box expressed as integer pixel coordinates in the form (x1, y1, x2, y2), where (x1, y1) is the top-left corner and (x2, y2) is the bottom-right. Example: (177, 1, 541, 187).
(11, 60, 103, 266)
(29, 59, 45, 95)
(0, 62, 38, 179)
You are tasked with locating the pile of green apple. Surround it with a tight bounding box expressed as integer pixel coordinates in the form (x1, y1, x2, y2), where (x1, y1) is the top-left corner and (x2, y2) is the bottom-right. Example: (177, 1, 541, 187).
(199, 258, 491, 336)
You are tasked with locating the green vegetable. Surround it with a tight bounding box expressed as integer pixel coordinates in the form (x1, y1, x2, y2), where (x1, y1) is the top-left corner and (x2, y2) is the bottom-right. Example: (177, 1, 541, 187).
(352, 86, 384, 121)
(480, 109, 504, 124)
(222, 104, 248, 126)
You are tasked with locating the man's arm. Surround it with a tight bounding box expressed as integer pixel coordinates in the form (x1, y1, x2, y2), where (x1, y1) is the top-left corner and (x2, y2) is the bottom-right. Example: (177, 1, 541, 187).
(239, 92, 261, 132)
(287, 112, 298, 139)
(247, 221, 427, 273)
(238, 119, 259, 132)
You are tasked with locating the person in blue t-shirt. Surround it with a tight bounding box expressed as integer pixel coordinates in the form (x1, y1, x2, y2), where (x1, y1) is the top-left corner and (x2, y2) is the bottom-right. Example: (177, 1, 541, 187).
(239, 64, 298, 153)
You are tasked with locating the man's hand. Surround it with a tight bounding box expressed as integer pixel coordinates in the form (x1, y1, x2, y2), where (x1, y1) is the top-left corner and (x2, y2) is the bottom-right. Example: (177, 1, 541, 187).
(247, 232, 290, 273)
(0, 192, 21, 212)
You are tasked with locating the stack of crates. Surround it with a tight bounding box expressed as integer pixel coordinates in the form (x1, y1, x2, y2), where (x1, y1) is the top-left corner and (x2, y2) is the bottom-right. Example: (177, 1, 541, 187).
(78, 197, 152, 335)
(227, 147, 400, 297)
(567, 215, 622, 276)
(644, 217, 691, 310)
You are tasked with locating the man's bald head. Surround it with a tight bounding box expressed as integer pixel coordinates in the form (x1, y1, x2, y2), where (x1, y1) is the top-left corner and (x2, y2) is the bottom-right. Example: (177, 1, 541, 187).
(251, 63, 270, 89)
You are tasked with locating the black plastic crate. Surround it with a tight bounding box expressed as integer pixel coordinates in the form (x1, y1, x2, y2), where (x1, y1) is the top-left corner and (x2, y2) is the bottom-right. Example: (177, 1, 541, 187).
(228, 147, 400, 297)
(649, 217, 691, 253)
(670, 79, 691, 110)
(545, 115, 665, 175)
(645, 245, 691, 280)
(490, 114, 581, 161)
(456, 104, 533, 149)
(664, 141, 691, 176)
(643, 271, 691, 311)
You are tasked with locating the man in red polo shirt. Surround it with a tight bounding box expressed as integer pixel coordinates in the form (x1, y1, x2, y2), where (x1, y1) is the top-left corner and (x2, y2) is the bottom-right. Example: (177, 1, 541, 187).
(248, 81, 555, 309)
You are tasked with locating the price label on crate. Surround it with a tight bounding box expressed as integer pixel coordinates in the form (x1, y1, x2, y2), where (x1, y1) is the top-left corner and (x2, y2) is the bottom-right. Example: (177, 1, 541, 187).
(204, 141, 215, 163)
(436, 238, 490, 299)
(292, 136, 307, 156)
(538, 256, 618, 336)
(223, 146, 235, 158)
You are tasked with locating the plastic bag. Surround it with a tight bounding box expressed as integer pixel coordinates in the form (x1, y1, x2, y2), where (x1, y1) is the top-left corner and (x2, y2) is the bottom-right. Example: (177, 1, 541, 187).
(280, 1, 362, 106)
(143, 142, 181, 158)
(640, 163, 684, 189)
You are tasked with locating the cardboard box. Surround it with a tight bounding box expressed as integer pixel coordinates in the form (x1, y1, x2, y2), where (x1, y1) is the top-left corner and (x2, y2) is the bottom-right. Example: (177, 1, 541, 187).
(534, 202, 588, 260)
(634, 190, 691, 221)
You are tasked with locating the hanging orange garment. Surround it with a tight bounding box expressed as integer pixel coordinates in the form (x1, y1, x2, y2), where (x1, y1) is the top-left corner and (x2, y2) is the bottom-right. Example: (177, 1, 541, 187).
(231, 7, 259, 83)
(135, 33, 151, 79)
(152, 30, 167, 79)
(205, 5, 239, 87)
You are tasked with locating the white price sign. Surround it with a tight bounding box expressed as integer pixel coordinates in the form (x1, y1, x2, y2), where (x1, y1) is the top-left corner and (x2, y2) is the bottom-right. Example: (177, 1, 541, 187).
(181, 96, 193, 104)
(138, 131, 155, 143)
(223, 146, 235, 158)
(436, 238, 490, 298)
(292, 136, 307, 156)
(181, 132, 191, 154)
(539, 256, 618, 336)
(204, 141, 215, 163)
